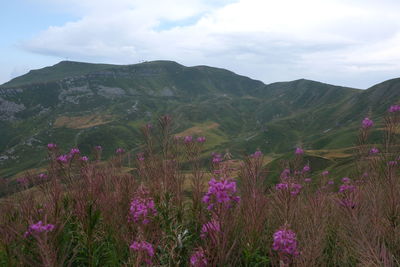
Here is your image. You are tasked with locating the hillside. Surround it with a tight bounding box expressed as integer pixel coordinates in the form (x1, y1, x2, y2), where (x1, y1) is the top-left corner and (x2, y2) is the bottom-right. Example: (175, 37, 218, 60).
(0, 60, 399, 177)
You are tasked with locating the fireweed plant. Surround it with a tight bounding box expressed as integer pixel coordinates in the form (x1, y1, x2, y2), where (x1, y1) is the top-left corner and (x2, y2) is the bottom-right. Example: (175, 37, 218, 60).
(1, 111, 400, 266)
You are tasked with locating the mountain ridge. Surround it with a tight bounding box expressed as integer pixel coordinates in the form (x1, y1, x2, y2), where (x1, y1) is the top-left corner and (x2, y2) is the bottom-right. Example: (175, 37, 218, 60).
(0, 60, 399, 178)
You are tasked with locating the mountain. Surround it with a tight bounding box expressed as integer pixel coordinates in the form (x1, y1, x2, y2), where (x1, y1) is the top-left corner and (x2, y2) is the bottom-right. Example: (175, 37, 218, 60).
(0, 60, 398, 178)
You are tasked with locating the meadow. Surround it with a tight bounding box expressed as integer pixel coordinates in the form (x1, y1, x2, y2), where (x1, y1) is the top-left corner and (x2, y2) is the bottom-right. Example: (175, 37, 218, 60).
(1, 110, 400, 266)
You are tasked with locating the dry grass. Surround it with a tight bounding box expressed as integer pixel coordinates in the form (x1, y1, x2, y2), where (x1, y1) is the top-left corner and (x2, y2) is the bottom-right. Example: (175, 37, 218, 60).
(54, 114, 113, 129)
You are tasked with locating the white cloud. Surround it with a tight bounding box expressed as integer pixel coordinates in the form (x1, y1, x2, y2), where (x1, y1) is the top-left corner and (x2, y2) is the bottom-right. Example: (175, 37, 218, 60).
(21, 0, 400, 88)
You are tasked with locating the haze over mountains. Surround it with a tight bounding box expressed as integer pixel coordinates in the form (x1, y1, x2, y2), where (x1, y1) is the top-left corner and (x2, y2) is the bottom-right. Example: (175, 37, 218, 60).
(1, 60, 399, 177)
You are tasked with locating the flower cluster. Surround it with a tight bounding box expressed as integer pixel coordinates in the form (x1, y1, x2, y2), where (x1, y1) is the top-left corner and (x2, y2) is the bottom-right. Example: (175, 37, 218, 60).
(116, 148, 125, 154)
(369, 147, 379, 154)
(197, 136, 206, 143)
(24, 221, 55, 237)
(211, 153, 223, 163)
(130, 241, 154, 265)
(275, 182, 302, 196)
(389, 105, 400, 112)
(136, 152, 145, 161)
(339, 184, 356, 193)
(200, 220, 220, 239)
(69, 148, 80, 156)
(38, 173, 48, 179)
(272, 227, 299, 256)
(250, 150, 263, 158)
(129, 196, 157, 224)
(47, 143, 57, 150)
(302, 165, 311, 172)
(184, 136, 193, 143)
(295, 147, 304, 155)
(190, 248, 208, 267)
(57, 154, 69, 164)
(362, 117, 374, 129)
(202, 178, 240, 210)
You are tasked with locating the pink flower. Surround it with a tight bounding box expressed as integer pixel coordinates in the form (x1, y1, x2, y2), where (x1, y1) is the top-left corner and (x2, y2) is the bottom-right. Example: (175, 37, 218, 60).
(362, 117, 373, 129)
(295, 147, 304, 155)
(196, 136, 206, 143)
(341, 177, 351, 183)
(130, 241, 154, 265)
(80, 156, 89, 162)
(272, 226, 299, 256)
(116, 148, 125, 154)
(322, 170, 329, 176)
(38, 173, 48, 179)
(302, 165, 311, 172)
(388, 105, 400, 113)
(47, 143, 57, 150)
(327, 180, 334, 185)
(69, 148, 80, 156)
(129, 196, 157, 224)
(57, 154, 69, 164)
(25, 221, 55, 237)
(369, 147, 379, 154)
(339, 184, 356, 193)
(184, 136, 193, 144)
(211, 153, 223, 163)
(136, 152, 145, 161)
(94, 145, 102, 151)
(304, 178, 312, 183)
(275, 182, 302, 196)
(202, 178, 240, 210)
(251, 150, 263, 158)
(190, 247, 207, 267)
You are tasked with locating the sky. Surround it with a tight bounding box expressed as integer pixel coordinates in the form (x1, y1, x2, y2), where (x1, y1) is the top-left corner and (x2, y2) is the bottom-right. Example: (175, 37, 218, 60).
(1, 0, 400, 88)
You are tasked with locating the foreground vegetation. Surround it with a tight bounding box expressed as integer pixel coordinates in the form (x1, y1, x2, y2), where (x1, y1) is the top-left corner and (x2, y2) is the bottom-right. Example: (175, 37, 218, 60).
(1, 110, 400, 266)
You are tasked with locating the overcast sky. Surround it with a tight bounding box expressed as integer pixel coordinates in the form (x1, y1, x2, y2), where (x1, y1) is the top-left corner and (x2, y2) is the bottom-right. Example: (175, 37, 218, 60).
(1, 0, 400, 88)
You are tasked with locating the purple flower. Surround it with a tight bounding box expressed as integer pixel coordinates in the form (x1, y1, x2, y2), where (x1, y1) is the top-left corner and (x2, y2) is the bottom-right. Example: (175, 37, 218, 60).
(196, 136, 206, 143)
(295, 147, 304, 155)
(280, 168, 291, 180)
(190, 248, 207, 267)
(184, 136, 193, 144)
(327, 180, 334, 185)
(47, 143, 57, 150)
(202, 178, 240, 210)
(129, 196, 157, 224)
(322, 170, 329, 176)
(130, 241, 154, 265)
(251, 150, 263, 158)
(69, 148, 80, 156)
(38, 173, 48, 179)
(211, 153, 223, 163)
(339, 184, 356, 193)
(80, 156, 89, 162)
(17, 177, 28, 185)
(341, 177, 351, 183)
(275, 182, 302, 196)
(57, 154, 69, 164)
(304, 178, 312, 183)
(272, 227, 299, 256)
(388, 161, 397, 166)
(369, 147, 379, 154)
(25, 221, 55, 237)
(362, 117, 374, 129)
(136, 152, 145, 161)
(200, 220, 220, 239)
(302, 165, 311, 172)
(94, 145, 103, 151)
(388, 105, 400, 113)
(116, 148, 125, 154)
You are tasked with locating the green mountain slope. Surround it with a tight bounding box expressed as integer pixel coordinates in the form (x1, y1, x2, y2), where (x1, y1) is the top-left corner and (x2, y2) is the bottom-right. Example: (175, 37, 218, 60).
(0, 60, 398, 177)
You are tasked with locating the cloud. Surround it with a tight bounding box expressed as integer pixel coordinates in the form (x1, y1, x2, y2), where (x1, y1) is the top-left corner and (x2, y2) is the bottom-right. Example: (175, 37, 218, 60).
(21, 0, 400, 88)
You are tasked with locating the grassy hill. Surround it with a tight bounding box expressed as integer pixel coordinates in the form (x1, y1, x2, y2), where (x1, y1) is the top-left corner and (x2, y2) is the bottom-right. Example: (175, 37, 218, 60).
(0, 60, 399, 177)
